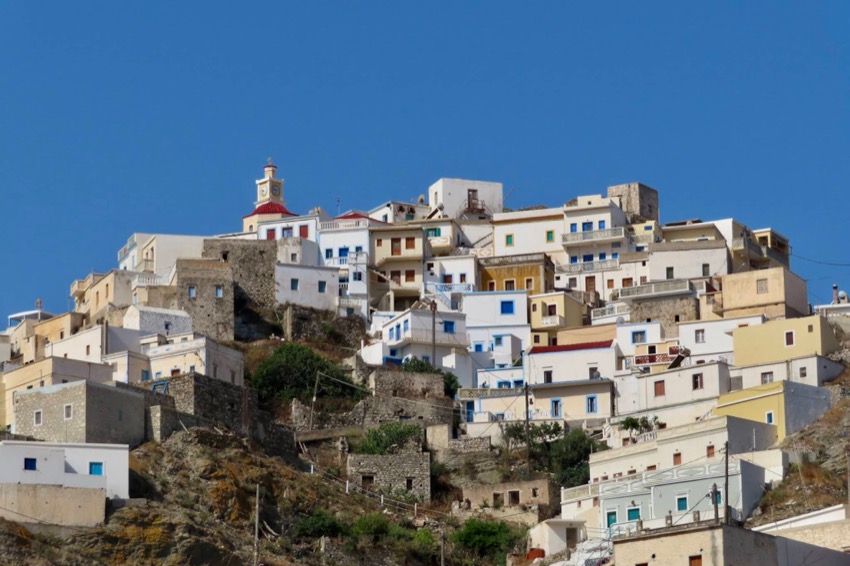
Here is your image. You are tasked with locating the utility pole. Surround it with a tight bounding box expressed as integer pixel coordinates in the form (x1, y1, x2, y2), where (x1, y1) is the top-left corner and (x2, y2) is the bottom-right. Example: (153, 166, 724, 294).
(724, 440, 730, 525)
(440, 530, 445, 566)
(308, 372, 321, 431)
(711, 483, 719, 524)
(524, 383, 531, 474)
(430, 300, 437, 366)
(253, 483, 260, 566)
(846, 443, 850, 507)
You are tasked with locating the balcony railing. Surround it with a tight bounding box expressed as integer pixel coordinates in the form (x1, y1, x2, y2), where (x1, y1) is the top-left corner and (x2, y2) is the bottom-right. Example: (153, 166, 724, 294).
(320, 219, 371, 231)
(428, 235, 452, 248)
(539, 315, 565, 328)
(591, 303, 631, 321)
(338, 296, 361, 308)
(458, 387, 523, 399)
(426, 282, 474, 295)
(556, 258, 619, 274)
(478, 252, 547, 267)
(631, 353, 672, 366)
(325, 256, 350, 267)
(562, 227, 626, 246)
(615, 279, 692, 300)
(388, 329, 469, 348)
(630, 233, 655, 245)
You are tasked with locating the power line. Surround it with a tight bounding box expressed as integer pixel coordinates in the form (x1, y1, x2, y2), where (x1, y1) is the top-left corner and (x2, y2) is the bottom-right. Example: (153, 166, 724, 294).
(792, 253, 850, 267)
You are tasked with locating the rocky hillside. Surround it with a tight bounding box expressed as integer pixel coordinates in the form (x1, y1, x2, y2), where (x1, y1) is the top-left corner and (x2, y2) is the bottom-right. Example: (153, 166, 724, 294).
(0, 428, 460, 566)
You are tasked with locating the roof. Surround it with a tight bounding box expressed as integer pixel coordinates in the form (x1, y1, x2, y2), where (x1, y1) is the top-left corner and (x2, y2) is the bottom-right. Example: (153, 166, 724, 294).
(334, 211, 372, 221)
(528, 340, 613, 355)
(243, 201, 296, 219)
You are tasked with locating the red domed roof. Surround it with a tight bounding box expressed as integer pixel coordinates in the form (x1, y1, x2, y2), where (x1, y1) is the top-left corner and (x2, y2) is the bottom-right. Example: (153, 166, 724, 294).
(243, 201, 296, 218)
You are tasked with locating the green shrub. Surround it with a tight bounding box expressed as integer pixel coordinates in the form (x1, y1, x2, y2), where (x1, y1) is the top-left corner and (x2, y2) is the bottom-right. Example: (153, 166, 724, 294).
(354, 422, 422, 455)
(400, 357, 460, 397)
(292, 509, 347, 539)
(452, 518, 524, 565)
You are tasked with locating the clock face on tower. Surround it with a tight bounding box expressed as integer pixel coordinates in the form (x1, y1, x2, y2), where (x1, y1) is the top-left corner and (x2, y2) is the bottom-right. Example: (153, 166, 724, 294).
(271, 185, 280, 197)
(260, 186, 268, 197)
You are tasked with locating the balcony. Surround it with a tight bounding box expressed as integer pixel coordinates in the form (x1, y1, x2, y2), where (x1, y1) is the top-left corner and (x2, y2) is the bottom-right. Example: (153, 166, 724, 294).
(458, 387, 523, 400)
(338, 296, 361, 308)
(387, 328, 469, 348)
(562, 226, 626, 247)
(556, 258, 619, 274)
(325, 256, 350, 267)
(479, 252, 547, 267)
(591, 303, 630, 322)
(614, 279, 692, 301)
(631, 353, 673, 366)
(539, 315, 565, 328)
(320, 219, 371, 231)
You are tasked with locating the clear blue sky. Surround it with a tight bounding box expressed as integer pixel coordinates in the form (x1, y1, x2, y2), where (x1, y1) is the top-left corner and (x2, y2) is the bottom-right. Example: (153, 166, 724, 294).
(1, 2, 848, 320)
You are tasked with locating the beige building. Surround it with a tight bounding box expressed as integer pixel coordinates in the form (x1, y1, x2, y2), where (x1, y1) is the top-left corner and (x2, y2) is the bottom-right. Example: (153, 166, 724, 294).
(1, 357, 113, 430)
(370, 225, 426, 311)
(556, 324, 617, 346)
(529, 291, 584, 346)
(703, 266, 808, 320)
(732, 314, 840, 367)
(479, 253, 555, 296)
(144, 333, 244, 386)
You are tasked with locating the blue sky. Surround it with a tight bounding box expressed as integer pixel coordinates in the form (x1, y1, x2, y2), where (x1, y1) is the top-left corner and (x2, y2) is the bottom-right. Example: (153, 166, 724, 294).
(1, 2, 848, 320)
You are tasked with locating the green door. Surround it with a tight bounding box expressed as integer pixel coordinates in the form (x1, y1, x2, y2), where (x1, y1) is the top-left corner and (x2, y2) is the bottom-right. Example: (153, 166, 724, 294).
(606, 511, 617, 527)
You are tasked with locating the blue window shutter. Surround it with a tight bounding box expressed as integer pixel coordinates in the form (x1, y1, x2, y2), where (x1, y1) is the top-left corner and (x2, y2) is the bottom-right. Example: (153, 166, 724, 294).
(89, 462, 104, 476)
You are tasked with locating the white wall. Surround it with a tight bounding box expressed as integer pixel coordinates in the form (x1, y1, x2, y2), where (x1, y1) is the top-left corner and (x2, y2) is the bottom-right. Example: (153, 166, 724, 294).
(678, 316, 765, 365)
(527, 346, 618, 385)
(123, 306, 193, 337)
(646, 246, 729, 282)
(637, 362, 730, 413)
(427, 178, 504, 217)
(318, 224, 371, 268)
(256, 215, 322, 244)
(492, 209, 565, 257)
(615, 322, 663, 357)
(275, 263, 340, 311)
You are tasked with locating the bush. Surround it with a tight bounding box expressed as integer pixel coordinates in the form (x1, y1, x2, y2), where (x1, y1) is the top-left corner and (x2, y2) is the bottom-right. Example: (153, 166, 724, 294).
(249, 342, 363, 404)
(292, 509, 347, 539)
(551, 428, 607, 488)
(400, 357, 460, 397)
(354, 422, 422, 455)
(452, 518, 524, 564)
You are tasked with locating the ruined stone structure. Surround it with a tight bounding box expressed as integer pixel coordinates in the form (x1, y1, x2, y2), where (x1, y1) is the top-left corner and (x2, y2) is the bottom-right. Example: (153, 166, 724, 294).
(606, 182, 659, 223)
(347, 435, 431, 502)
(461, 478, 560, 524)
(426, 424, 491, 461)
(174, 259, 234, 341)
(630, 295, 700, 337)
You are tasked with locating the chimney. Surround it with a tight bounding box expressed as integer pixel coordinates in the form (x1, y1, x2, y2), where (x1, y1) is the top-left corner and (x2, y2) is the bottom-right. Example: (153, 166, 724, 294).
(833, 284, 840, 305)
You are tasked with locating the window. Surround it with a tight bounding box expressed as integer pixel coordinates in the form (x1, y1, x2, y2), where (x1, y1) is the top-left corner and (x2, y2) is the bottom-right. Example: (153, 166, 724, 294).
(215, 285, 223, 298)
(753, 278, 769, 295)
(627, 507, 641, 521)
(785, 331, 795, 346)
(34, 410, 42, 425)
(569, 223, 577, 233)
(505, 234, 514, 247)
(460, 273, 467, 283)
(504, 279, 516, 291)
(426, 227, 441, 237)
(545, 230, 554, 243)
(64, 404, 73, 420)
(692, 373, 704, 390)
(666, 267, 674, 280)
(188, 286, 196, 298)
(493, 335, 503, 347)
(89, 462, 103, 476)
(598, 220, 606, 230)
(761, 372, 774, 384)
(808, 324, 814, 333)
(673, 452, 682, 465)
(570, 255, 578, 264)
(622, 277, 634, 288)
(550, 399, 561, 418)
(24, 458, 37, 471)
(282, 227, 293, 238)
(376, 238, 382, 247)
(299, 225, 309, 238)
(607, 279, 614, 289)
(290, 278, 299, 291)
(474, 343, 483, 352)
(581, 221, 593, 232)
(86, 345, 91, 356)
(654, 380, 665, 397)
(405, 237, 415, 249)
(391, 238, 401, 255)
(582, 253, 594, 262)
(586, 395, 598, 414)
(525, 277, 533, 290)
(533, 335, 540, 344)
(390, 270, 401, 283)
(406, 477, 414, 491)
(639, 275, 647, 284)
(702, 263, 710, 277)
(632, 331, 646, 344)
(799, 366, 807, 378)
(695, 329, 705, 343)
(599, 252, 606, 261)
(265, 229, 276, 240)
(318, 281, 327, 293)
(765, 411, 774, 424)
(500, 301, 515, 315)
(443, 321, 455, 334)
(353, 271, 363, 282)
(676, 495, 688, 512)
(543, 370, 553, 384)
(488, 281, 496, 291)
(568, 277, 577, 288)
(706, 445, 715, 458)
(141, 369, 150, 381)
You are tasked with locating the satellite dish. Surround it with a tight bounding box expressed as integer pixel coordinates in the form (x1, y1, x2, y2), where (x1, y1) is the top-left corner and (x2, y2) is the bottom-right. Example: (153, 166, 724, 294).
(592, 371, 601, 380)
(839, 290, 848, 303)
(616, 317, 625, 325)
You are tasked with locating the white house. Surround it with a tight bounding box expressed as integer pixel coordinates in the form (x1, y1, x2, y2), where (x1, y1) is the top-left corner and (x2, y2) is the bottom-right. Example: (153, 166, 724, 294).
(729, 354, 844, 390)
(45, 324, 145, 364)
(117, 233, 208, 276)
(255, 208, 329, 247)
(677, 315, 765, 366)
(461, 291, 530, 369)
(423, 255, 478, 311)
(0, 440, 129, 499)
(614, 321, 664, 359)
(143, 333, 244, 385)
(645, 240, 730, 282)
(492, 207, 566, 259)
(122, 305, 193, 337)
(427, 177, 504, 219)
(367, 200, 431, 224)
(275, 262, 341, 312)
(525, 341, 618, 385)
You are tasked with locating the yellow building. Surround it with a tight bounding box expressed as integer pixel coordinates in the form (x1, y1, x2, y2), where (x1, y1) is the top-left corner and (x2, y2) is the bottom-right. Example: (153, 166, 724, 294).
(631, 338, 684, 374)
(370, 225, 425, 311)
(712, 380, 830, 441)
(732, 314, 840, 367)
(529, 291, 585, 346)
(704, 267, 808, 320)
(33, 313, 85, 345)
(556, 324, 617, 347)
(478, 253, 555, 295)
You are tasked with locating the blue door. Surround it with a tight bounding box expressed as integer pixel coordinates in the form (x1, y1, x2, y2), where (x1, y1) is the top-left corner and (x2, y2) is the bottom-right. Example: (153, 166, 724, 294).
(606, 511, 617, 527)
(465, 401, 474, 422)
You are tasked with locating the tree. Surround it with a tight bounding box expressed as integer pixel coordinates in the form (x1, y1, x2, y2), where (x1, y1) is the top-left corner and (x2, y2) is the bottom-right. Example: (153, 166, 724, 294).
(354, 422, 422, 455)
(500, 421, 564, 470)
(452, 518, 525, 565)
(400, 357, 459, 397)
(249, 342, 362, 404)
(550, 428, 607, 488)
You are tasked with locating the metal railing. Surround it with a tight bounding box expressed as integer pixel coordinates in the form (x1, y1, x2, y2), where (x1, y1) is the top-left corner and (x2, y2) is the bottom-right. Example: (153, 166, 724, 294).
(561, 226, 626, 245)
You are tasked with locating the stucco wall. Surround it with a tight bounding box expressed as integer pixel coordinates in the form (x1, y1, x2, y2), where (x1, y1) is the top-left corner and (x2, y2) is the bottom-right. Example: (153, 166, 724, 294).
(0, 484, 105, 527)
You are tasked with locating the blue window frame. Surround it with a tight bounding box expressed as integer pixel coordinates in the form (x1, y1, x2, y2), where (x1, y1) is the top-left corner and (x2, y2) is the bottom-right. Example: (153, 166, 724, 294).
(493, 335, 504, 347)
(644, 225, 653, 231)
(141, 370, 150, 382)
(290, 278, 299, 291)
(474, 343, 483, 352)
(497, 381, 511, 389)
(586, 395, 598, 414)
(611, 252, 619, 259)
(465, 401, 474, 422)
(443, 321, 456, 334)
(325, 248, 333, 259)
(582, 254, 594, 262)
(318, 281, 327, 293)
(513, 379, 524, 388)
(422, 355, 430, 364)
(676, 496, 688, 512)
(388, 327, 395, 340)
(612, 241, 621, 248)
(598, 220, 606, 230)
(338, 247, 349, 258)
(389, 348, 397, 357)
(395, 323, 401, 338)
(714, 492, 722, 504)
(636, 245, 645, 252)
(632, 331, 646, 344)
(24, 458, 37, 471)
(627, 507, 641, 521)
(403, 320, 409, 332)
(500, 301, 514, 315)
(89, 462, 103, 476)
(355, 245, 363, 252)
(570, 223, 577, 233)
(582, 221, 593, 232)
(550, 399, 562, 418)
(599, 252, 606, 260)
(570, 256, 578, 264)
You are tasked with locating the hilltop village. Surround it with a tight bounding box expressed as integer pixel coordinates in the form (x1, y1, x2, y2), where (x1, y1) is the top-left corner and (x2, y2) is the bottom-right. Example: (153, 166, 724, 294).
(2, 162, 850, 565)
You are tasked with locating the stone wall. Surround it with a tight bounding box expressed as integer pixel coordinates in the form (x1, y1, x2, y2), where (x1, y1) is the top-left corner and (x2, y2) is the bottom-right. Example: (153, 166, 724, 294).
(607, 182, 659, 223)
(462, 478, 559, 517)
(426, 424, 491, 460)
(165, 373, 258, 436)
(631, 295, 700, 337)
(369, 370, 445, 398)
(347, 450, 431, 501)
(174, 259, 235, 342)
(289, 393, 455, 432)
(0, 484, 105, 527)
